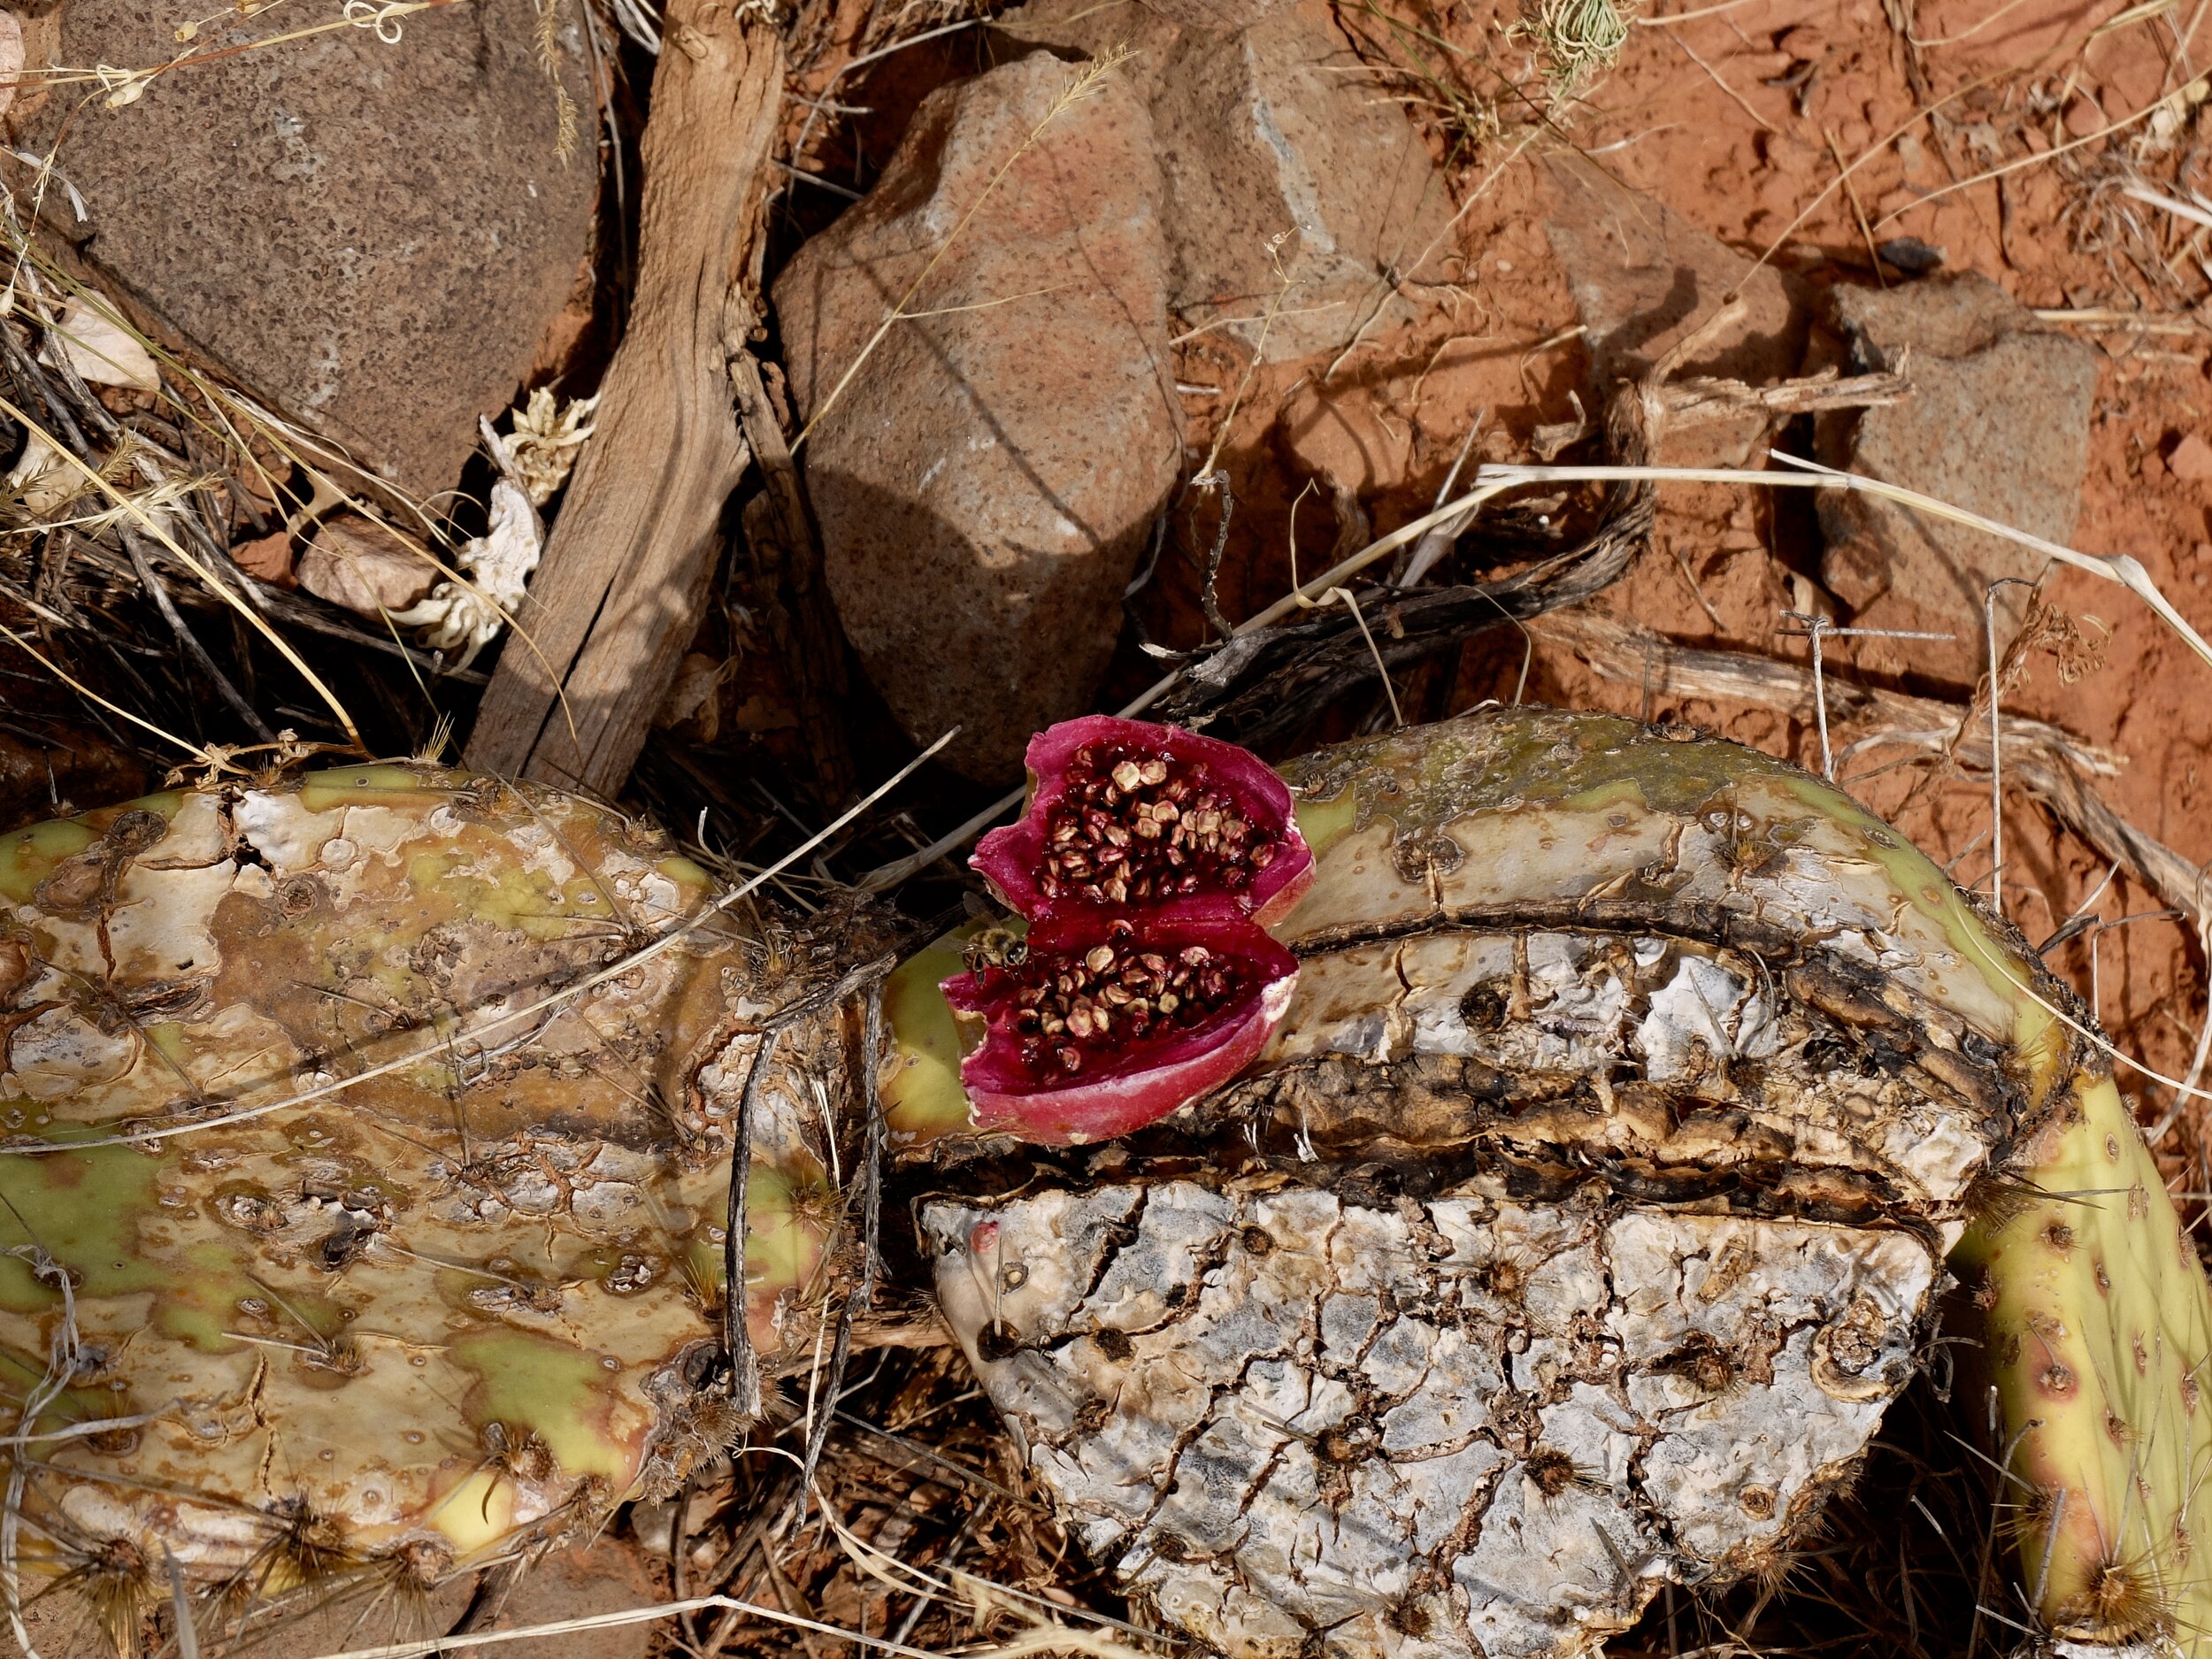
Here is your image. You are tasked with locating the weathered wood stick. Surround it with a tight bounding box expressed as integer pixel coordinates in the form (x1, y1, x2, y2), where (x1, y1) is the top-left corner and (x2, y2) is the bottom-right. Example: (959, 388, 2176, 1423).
(466, 0, 782, 794)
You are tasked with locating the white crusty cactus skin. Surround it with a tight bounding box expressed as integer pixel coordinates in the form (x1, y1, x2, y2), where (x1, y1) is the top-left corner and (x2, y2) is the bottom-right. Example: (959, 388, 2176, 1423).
(920, 707, 2185, 1659)
(0, 766, 873, 1650)
(1955, 1069, 2212, 1649)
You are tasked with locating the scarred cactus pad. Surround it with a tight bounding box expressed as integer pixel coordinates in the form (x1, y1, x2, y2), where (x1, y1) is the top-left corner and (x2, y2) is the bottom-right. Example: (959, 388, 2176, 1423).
(0, 768, 875, 1648)
(925, 706, 2159, 1659)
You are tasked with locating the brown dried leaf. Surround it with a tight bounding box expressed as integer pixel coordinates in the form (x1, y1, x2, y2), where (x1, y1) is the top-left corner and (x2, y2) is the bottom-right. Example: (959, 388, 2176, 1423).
(228, 528, 295, 588)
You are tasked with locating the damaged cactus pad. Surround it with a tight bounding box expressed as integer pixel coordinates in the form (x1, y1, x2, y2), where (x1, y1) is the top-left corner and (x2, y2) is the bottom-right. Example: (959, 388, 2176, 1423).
(10, 709, 2210, 1659)
(0, 768, 876, 1645)
(921, 706, 2212, 1658)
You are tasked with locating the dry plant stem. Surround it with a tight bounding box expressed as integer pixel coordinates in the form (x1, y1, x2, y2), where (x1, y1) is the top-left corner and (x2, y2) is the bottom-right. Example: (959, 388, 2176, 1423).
(860, 425, 2147, 891)
(0, 617, 244, 769)
(729, 346, 856, 804)
(1647, 363, 1911, 422)
(1535, 610, 2210, 933)
(0, 393, 365, 745)
(855, 474, 1537, 890)
(465, 0, 782, 795)
(311, 1593, 953, 1659)
(117, 524, 274, 742)
(2122, 180, 2212, 234)
(1984, 575, 2040, 910)
(1481, 459, 2212, 669)
(19, 0, 459, 98)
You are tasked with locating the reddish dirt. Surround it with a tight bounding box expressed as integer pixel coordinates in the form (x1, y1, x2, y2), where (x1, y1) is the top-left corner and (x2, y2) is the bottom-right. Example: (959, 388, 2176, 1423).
(1105, 0, 2212, 1148)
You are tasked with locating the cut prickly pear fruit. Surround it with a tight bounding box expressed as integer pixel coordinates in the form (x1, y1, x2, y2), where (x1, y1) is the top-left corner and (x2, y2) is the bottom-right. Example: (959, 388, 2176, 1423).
(926, 705, 2120, 1659)
(1955, 1070, 2212, 1649)
(0, 769, 872, 1639)
(971, 715, 1314, 928)
(941, 903, 1297, 1146)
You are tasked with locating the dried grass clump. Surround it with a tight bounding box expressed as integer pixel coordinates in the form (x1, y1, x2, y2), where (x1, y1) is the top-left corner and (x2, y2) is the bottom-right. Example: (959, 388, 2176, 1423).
(1524, 0, 1632, 90)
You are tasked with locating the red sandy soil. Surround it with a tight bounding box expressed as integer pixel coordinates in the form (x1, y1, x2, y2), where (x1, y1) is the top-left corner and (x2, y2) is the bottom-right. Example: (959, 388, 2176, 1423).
(1124, 0, 2212, 1148)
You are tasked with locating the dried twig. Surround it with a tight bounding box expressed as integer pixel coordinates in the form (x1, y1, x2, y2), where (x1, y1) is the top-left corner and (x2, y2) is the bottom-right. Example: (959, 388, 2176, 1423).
(466, 0, 784, 794)
(1480, 453, 2212, 672)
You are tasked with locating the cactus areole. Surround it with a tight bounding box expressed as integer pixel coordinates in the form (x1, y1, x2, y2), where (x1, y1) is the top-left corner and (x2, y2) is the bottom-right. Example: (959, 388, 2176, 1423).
(6, 709, 2210, 1659)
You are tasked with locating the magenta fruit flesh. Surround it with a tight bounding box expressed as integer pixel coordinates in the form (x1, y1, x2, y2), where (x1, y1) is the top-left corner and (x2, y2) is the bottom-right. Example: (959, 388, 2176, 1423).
(941, 904, 1298, 1146)
(971, 715, 1314, 928)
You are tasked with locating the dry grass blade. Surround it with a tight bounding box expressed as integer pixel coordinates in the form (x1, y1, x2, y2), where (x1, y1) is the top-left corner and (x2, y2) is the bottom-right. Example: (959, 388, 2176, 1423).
(864, 433, 2196, 889)
(0, 617, 236, 769)
(0, 388, 366, 745)
(26, 0, 462, 101)
(1477, 457, 2212, 671)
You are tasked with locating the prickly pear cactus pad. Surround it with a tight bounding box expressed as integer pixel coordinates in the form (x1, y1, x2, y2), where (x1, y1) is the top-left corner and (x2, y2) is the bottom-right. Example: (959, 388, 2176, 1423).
(926, 706, 2108, 1659)
(1955, 1066, 2212, 1649)
(0, 768, 869, 1636)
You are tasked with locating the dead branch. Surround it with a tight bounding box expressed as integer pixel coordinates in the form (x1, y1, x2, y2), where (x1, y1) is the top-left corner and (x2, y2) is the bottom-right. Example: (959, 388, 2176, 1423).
(1655, 359, 1913, 424)
(465, 0, 784, 795)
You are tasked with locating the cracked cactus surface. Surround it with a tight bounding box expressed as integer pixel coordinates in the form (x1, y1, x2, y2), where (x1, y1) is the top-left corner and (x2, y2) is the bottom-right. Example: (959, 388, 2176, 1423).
(0, 767, 871, 1643)
(920, 706, 2193, 1658)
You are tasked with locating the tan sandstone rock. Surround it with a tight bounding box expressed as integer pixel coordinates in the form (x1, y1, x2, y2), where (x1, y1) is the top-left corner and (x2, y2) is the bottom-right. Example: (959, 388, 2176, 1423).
(774, 51, 1180, 783)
